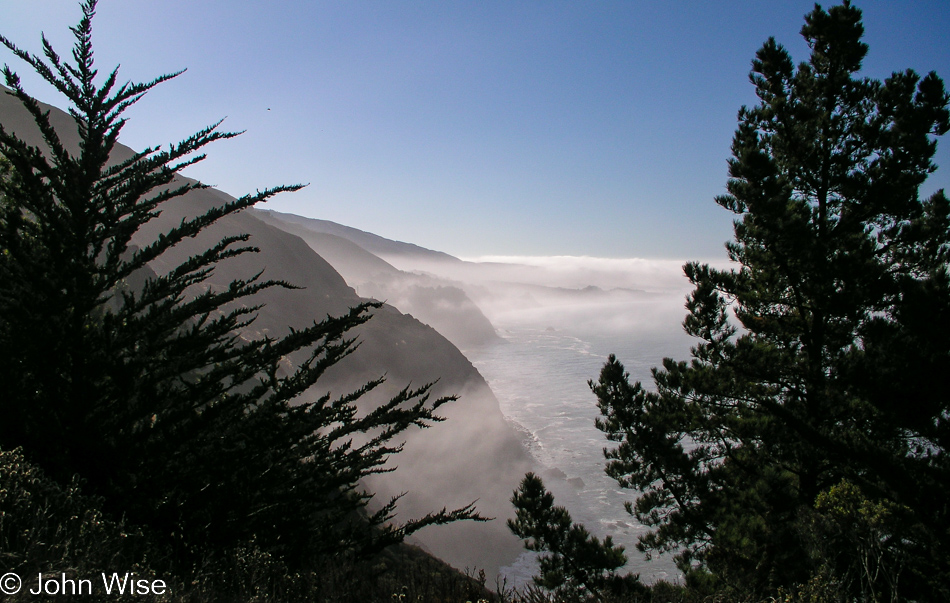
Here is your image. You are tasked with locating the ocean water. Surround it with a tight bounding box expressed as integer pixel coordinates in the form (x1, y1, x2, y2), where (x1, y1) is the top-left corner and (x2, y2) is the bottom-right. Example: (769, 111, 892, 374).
(468, 293, 694, 587)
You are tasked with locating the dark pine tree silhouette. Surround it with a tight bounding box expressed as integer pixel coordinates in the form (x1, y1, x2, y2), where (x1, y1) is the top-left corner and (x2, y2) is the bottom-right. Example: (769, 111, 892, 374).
(590, 2, 949, 599)
(0, 0, 482, 579)
(508, 473, 639, 602)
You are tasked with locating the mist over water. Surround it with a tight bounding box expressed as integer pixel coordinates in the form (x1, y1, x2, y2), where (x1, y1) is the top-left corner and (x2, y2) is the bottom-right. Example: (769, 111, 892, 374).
(460, 255, 693, 292)
(307, 234, 722, 583)
(443, 257, 702, 586)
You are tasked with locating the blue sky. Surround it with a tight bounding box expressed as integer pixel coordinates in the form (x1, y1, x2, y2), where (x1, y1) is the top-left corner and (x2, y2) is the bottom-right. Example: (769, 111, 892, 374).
(4, 1, 949, 259)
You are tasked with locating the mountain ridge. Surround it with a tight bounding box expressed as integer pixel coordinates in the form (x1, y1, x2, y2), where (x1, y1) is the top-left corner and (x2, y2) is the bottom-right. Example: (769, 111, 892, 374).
(254, 207, 503, 349)
(255, 208, 462, 264)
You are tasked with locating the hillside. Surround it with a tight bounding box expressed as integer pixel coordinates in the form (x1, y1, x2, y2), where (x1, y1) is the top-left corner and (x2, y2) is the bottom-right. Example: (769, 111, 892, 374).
(0, 87, 532, 577)
(254, 209, 462, 264)
(254, 209, 502, 349)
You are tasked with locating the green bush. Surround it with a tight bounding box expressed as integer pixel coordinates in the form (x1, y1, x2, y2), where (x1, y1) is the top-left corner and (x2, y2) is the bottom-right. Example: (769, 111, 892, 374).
(0, 446, 172, 601)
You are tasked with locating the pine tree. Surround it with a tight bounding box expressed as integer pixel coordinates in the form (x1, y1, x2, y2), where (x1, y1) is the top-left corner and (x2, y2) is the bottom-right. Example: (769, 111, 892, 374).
(0, 0, 481, 579)
(591, 2, 949, 599)
(508, 473, 638, 601)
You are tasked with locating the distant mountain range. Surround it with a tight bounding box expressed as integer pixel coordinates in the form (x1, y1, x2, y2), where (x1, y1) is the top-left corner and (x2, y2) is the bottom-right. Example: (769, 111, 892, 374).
(254, 209, 502, 350)
(255, 209, 462, 264)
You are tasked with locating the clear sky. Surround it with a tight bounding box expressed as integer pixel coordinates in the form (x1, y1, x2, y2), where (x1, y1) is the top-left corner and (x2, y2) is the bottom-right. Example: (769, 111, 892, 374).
(4, 1, 949, 260)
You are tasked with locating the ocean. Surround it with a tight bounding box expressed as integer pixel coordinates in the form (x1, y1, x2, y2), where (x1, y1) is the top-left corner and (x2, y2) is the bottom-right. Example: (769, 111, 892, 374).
(468, 291, 695, 587)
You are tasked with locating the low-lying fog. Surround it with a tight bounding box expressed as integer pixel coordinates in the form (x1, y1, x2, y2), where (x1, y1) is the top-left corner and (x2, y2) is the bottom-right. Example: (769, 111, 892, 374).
(387, 253, 692, 291)
(381, 253, 707, 348)
(377, 253, 718, 585)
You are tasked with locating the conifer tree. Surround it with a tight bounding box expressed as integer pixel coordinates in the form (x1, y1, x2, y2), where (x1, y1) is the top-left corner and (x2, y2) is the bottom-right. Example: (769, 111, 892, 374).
(508, 473, 638, 601)
(591, 2, 949, 599)
(0, 0, 480, 578)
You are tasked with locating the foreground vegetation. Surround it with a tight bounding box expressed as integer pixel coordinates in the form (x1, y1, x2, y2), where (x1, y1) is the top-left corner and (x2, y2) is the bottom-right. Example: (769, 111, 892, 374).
(0, 1, 485, 600)
(511, 2, 950, 601)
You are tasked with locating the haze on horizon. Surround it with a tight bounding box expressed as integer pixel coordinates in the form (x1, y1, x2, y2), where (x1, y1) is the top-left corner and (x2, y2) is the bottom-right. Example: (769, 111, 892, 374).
(4, 0, 949, 260)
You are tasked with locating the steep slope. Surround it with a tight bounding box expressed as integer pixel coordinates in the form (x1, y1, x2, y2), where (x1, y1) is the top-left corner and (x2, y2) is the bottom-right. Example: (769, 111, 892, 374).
(255, 208, 461, 264)
(0, 88, 531, 577)
(254, 208, 502, 349)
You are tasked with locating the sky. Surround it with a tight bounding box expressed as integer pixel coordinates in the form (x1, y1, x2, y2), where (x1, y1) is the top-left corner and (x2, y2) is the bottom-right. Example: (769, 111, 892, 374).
(3, 1, 950, 260)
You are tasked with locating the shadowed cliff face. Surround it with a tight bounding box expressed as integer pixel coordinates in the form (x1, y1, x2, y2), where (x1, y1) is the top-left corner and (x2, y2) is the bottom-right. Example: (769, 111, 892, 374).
(0, 88, 533, 577)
